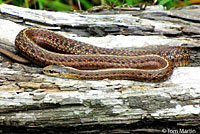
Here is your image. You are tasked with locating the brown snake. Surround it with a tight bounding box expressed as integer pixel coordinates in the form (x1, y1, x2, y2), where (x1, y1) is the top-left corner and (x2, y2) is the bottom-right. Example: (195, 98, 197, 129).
(5, 27, 190, 82)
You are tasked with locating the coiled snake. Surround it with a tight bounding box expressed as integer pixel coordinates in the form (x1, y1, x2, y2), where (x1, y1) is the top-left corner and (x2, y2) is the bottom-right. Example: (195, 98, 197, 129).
(2, 28, 190, 82)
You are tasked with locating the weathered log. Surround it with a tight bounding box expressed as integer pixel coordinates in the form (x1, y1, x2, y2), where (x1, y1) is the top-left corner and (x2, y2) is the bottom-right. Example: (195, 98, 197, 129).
(0, 4, 199, 133)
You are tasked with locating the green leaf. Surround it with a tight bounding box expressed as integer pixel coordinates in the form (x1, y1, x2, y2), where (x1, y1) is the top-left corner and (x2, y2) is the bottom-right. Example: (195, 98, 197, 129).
(38, 0, 43, 9)
(105, 0, 122, 6)
(13, 0, 24, 7)
(158, 0, 170, 5)
(169, 0, 173, 8)
(126, 0, 135, 5)
(24, 0, 29, 8)
(80, 0, 93, 9)
(184, 0, 189, 6)
(43, 0, 72, 11)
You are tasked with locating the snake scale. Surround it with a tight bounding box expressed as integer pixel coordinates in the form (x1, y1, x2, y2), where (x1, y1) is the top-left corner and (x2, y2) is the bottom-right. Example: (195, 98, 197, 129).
(13, 27, 190, 82)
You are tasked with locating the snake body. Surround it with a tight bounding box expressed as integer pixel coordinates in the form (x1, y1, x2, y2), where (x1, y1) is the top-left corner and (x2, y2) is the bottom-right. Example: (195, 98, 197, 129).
(14, 28, 190, 82)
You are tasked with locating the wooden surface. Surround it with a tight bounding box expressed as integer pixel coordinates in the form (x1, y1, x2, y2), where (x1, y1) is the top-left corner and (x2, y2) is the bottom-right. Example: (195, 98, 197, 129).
(0, 4, 199, 133)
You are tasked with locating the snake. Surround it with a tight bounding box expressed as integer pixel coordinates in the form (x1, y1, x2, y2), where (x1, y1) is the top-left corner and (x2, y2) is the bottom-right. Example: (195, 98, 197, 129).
(0, 27, 190, 82)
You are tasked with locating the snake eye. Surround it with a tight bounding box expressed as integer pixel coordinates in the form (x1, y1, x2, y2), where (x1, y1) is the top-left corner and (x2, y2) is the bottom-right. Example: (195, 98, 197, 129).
(48, 70, 54, 73)
(49, 70, 57, 74)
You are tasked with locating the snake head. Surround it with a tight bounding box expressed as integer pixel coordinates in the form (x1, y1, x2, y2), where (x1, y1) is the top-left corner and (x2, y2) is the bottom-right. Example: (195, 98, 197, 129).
(43, 65, 61, 77)
(43, 65, 79, 79)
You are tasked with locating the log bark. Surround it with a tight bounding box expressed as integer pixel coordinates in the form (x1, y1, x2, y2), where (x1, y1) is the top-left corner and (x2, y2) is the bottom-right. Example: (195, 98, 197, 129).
(0, 4, 199, 133)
